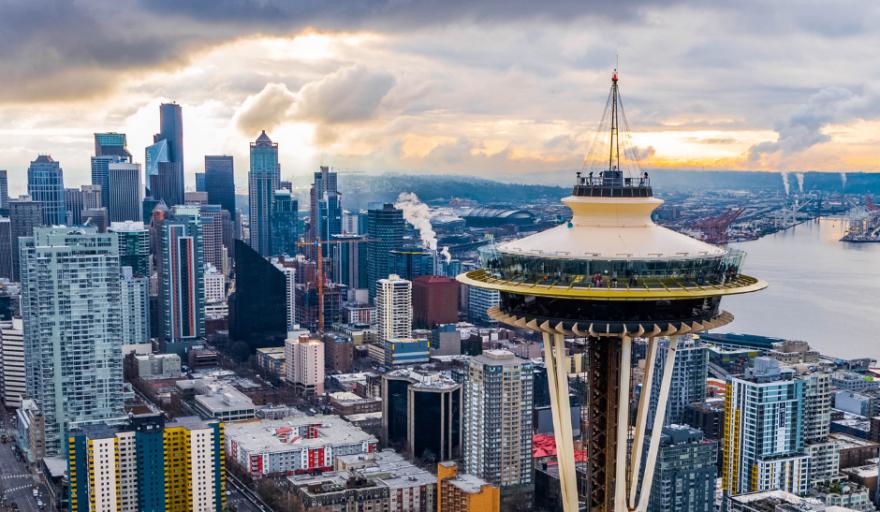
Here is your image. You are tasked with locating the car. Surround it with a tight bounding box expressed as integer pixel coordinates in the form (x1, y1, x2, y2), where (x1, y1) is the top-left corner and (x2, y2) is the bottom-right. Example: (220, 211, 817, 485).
(32, 489, 39, 497)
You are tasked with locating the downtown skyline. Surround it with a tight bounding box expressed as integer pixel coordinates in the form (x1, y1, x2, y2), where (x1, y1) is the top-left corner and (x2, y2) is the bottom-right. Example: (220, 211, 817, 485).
(2, 1, 880, 196)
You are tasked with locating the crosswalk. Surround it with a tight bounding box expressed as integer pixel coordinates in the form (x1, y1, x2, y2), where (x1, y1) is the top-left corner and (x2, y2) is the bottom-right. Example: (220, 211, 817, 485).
(1, 482, 32, 497)
(0, 474, 30, 481)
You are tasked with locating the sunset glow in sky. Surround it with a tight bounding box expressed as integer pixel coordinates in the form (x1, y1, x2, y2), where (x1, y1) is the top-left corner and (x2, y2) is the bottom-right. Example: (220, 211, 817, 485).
(2, 1, 880, 193)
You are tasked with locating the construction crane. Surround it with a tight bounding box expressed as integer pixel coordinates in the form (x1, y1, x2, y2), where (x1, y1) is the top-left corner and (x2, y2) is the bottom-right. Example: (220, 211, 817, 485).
(296, 236, 369, 334)
(694, 208, 744, 244)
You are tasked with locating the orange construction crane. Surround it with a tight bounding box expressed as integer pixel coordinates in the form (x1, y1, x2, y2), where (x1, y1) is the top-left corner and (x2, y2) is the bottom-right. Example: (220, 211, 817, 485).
(296, 236, 369, 334)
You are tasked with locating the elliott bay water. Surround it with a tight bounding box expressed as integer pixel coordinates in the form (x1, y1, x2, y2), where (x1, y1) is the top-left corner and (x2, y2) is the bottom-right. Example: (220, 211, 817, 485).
(717, 217, 880, 360)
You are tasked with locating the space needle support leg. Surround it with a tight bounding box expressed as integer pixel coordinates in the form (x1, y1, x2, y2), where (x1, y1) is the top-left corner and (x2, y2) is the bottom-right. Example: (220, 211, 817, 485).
(637, 337, 679, 512)
(541, 331, 578, 512)
(554, 332, 579, 512)
(628, 337, 658, 509)
(614, 336, 633, 512)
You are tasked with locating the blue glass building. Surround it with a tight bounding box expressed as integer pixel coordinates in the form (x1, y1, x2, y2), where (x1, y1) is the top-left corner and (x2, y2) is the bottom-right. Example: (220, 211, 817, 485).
(248, 131, 280, 256)
(27, 155, 66, 225)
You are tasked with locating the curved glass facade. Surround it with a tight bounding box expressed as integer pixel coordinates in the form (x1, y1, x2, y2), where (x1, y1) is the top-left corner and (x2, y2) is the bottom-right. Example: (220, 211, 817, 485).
(479, 245, 745, 289)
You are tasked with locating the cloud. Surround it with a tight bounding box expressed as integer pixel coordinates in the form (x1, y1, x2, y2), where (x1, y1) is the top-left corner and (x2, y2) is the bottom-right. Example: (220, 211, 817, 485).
(234, 83, 297, 134)
(630, 145, 656, 161)
(292, 65, 396, 123)
(748, 86, 880, 163)
(233, 65, 396, 136)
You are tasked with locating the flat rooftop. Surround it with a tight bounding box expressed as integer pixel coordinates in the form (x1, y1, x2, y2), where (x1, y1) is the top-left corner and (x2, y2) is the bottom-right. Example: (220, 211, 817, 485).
(226, 415, 376, 452)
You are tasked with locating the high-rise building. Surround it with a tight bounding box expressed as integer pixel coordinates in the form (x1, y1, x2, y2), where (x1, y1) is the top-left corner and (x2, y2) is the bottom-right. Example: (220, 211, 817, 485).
(270, 188, 297, 256)
(248, 130, 280, 256)
(204, 155, 236, 219)
(66, 184, 104, 226)
(82, 207, 109, 232)
(412, 275, 459, 328)
(144, 138, 169, 198)
(121, 266, 151, 351)
(331, 234, 368, 291)
(0, 318, 25, 408)
(643, 425, 717, 512)
(466, 286, 499, 325)
(229, 240, 287, 348)
(109, 221, 150, 278)
(20, 227, 124, 455)
(376, 274, 412, 342)
(195, 172, 206, 192)
(199, 204, 229, 272)
(27, 155, 65, 225)
(310, 166, 342, 245)
(93, 133, 131, 209)
(0, 170, 9, 210)
(67, 414, 226, 512)
(158, 206, 204, 354)
(94, 132, 131, 159)
(722, 357, 809, 497)
(382, 368, 462, 461)
(107, 162, 143, 222)
(647, 336, 708, 427)
(0, 218, 12, 280)
(159, 102, 184, 170)
(9, 197, 43, 281)
(272, 262, 297, 331)
(463, 350, 534, 510)
(391, 245, 436, 281)
(366, 204, 404, 300)
(285, 334, 325, 396)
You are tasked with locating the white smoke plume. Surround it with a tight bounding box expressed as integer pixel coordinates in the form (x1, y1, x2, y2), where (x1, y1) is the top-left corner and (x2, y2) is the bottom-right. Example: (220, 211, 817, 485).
(795, 172, 805, 194)
(780, 171, 790, 195)
(395, 192, 450, 262)
(841, 172, 848, 190)
(440, 246, 452, 263)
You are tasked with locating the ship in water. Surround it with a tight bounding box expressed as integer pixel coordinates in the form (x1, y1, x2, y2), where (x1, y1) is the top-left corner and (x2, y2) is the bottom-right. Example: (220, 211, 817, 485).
(841, 195, 880, 242)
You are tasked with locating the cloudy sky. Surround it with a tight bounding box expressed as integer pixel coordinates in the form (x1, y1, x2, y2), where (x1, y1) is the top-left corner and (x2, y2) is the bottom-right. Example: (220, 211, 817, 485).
(2, 0, 880, 195)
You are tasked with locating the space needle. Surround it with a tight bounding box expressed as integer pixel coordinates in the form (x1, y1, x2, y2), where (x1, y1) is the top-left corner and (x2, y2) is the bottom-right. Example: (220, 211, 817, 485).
(458, 71, 766, 512)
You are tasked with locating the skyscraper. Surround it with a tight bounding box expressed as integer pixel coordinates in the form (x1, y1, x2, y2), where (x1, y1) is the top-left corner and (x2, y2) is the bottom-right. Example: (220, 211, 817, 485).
(200, 204, 231, 272)
(722, 357, 809, 496)
(270, 188, 297, 256)
(412, 275, 459, 328)
(109, 221, 150, 278)
(20, 227, 124, 455)
(159, 102, 184, 170)
(331, 234, 368, 291)
(64, 188, 83, 225)
(204, 155, 236, 219)
(463, 350, 534, 510)
(366, 204, 404, 300)
(144, 138, 169, 198)
(94, 132, 131, 159)
(647, 336, 708, 427)
(108, 162, 143, 222)
(376, 274, 412, 342)
(93, 132, 132, 209)
(0, 170, 8, 210)
(120, 266, 150, 349)
(248, 131, 280, 256)
(195, 172, 206, 192)
(146, 103, 185, 207)
(229, 240, 287, 349)
(310, 166, 341, 242)
(644, 425, 717, 512)
(158, 206, 204, 354)
(467, 286, 499, 325)
(27, 155, 65, 225)
(9, 197, 43, 281)
(0, 218, 12, 280)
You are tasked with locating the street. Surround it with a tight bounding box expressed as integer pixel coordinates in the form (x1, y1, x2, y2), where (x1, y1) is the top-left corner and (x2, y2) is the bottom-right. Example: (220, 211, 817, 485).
(0, 437, 47, 512)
